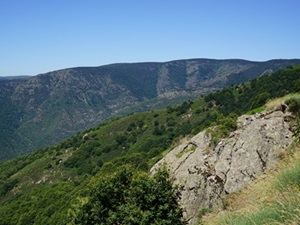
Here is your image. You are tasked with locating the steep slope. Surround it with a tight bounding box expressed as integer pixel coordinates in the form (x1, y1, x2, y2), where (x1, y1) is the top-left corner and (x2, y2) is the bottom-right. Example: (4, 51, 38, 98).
(201, 135, 300, 225)
(1, 58, 300, 161)
(151, 107, 293, 224)
(0, 65, 299, 224)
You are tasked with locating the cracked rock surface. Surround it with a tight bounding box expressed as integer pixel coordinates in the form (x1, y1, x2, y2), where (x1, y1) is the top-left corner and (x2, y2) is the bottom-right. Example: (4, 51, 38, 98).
(151, 109, 293, 224)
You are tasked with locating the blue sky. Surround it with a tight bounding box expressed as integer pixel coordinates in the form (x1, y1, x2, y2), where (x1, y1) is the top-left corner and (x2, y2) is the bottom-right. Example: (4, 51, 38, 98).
(1, 0, 299, 76)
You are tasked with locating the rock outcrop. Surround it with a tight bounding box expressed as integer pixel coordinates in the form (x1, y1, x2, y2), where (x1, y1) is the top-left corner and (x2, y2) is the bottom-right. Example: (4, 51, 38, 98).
(151, 109, 293, 224)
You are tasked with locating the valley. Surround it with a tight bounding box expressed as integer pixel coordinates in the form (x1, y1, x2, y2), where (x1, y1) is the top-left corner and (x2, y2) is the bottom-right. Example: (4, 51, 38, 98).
(1, 58, 300, 161)
(0, 64, 300, 224)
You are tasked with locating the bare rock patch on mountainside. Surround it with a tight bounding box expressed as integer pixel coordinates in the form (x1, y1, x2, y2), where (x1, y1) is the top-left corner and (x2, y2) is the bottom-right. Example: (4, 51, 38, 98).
(151, 108, 293, 224)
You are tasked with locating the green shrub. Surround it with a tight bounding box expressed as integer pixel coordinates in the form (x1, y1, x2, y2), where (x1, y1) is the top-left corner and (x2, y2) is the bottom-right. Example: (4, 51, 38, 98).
(0, 179, 18, 196)
(251, 92, 271, 109)
(285, 96, 300, 116)
(69, 167, 185, 225)
(285, 96, 300, 139)
(207, 112, 238, 147)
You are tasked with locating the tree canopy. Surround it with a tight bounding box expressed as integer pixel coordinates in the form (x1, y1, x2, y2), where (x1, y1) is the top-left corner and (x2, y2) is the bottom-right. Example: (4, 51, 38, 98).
(69, 167, 185, 225)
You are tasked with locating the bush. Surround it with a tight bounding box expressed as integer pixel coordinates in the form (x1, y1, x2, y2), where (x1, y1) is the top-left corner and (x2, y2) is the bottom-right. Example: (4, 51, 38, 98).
(252, 92, 271, 109)
(285, 96, 300, 139)
(285, 96, 300, 116)
(70, 167, 185, 225)
(0, 179, 18, 196)
(207, 112, 238, 147)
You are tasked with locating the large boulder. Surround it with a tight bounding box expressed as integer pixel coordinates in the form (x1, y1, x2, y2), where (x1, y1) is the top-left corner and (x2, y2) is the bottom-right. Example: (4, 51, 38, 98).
(151, 109, 293, 224)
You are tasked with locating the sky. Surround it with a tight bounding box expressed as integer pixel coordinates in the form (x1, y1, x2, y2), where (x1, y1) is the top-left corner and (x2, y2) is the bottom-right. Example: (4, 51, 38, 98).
(1, 0, 300, 76)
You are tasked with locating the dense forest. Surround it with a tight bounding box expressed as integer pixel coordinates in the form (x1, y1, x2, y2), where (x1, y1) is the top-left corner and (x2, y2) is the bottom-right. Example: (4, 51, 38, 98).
(0, 65, 300, 224)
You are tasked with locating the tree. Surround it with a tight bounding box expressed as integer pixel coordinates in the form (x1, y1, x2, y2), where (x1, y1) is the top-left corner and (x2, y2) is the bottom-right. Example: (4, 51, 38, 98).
(69, 166, 185, 225)
(251, 92, 271, 109)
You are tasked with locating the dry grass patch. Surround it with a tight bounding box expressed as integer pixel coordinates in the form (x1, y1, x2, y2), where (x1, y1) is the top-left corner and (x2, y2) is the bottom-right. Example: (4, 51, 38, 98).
(266, 93, 300, 111)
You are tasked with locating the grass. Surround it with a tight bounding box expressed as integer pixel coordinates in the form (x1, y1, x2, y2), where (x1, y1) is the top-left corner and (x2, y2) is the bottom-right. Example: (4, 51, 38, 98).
(276, 162, 300, 191)
(265, 93, 300, 111)
(246, 106, 265, 115)
(200, 143, 300, 225)
(175, 145, 196, 158)
(246, 93, 300, 115)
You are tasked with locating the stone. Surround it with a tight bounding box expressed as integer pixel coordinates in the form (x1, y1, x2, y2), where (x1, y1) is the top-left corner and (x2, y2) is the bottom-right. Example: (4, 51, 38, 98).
(151, 109, 293, 224)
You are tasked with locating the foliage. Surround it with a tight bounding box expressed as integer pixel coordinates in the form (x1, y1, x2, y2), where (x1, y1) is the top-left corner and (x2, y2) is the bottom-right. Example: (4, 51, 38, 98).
(285, 96, 300, 139)
(69, 167, 185, 225)
(0, 182, 78, 225)
(2, 60, 300, 162)
(0, 179, 18, 196)
(205, 64, 300, 116)
(0, 65, 300, 223)
(251, 92, 270, 109)
(285, 96, 300, 116)
(206, 112, 238, 146)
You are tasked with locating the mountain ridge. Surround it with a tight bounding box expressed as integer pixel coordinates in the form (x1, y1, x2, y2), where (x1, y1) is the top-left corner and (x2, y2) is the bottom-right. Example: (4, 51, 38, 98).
(0, 65, 300, 224)
(1, 58, 300, 161)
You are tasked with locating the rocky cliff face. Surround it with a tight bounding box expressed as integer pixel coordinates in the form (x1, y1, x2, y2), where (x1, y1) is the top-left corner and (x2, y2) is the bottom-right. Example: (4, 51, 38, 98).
(151, 108, 293, 224)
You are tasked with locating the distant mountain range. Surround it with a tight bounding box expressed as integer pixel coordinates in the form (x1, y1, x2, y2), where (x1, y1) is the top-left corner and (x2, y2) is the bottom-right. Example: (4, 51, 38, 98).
(1, 64, 300, 224)
(1, 58, 300, 161)
(0, 76, 31, 81)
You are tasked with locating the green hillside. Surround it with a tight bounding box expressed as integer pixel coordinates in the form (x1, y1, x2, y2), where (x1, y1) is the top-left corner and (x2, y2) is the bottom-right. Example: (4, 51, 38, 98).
(1, 59, 300, 161)
(0, 65, 300, 224)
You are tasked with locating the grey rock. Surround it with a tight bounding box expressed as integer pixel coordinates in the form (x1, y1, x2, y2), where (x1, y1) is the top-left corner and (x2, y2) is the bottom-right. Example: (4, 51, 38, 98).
(151, 109, 293, 224)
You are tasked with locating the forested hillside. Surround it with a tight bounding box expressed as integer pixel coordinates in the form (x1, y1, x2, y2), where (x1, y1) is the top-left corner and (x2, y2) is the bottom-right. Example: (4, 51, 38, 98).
(1, 58, 300, 161)
(0, 65, 300, 224)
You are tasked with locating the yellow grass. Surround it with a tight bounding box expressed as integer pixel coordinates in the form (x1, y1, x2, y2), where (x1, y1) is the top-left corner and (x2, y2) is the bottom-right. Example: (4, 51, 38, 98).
(266, 93, 300, 111)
